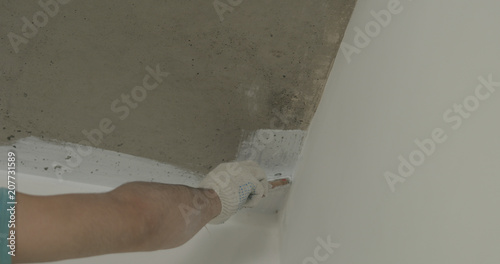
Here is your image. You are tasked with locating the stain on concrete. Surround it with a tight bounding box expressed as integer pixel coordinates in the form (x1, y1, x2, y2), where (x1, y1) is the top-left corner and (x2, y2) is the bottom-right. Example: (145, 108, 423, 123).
(0, 0, 356, 174)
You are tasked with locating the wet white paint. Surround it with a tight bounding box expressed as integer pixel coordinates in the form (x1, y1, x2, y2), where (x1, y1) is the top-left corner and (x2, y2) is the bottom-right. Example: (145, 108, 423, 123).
(0, 131, 303, 213)
(0, 136, 202, 188)
(236, 129, 306, 181)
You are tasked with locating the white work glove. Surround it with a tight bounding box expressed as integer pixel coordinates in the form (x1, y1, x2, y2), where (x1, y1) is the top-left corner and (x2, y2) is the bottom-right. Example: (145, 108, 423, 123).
(200, 160, 269, 224)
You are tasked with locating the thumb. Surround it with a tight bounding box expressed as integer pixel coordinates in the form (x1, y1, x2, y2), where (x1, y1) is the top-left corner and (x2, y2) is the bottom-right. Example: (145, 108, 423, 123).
(243, 178, 269, 208)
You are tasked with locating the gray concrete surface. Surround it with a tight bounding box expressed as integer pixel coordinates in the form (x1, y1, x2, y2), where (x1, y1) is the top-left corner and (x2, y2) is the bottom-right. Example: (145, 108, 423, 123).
(0, 0, 356, 174)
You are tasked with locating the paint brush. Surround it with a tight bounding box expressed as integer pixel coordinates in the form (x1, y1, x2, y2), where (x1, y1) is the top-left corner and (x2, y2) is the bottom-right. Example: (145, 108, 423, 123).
(246, 178, 291, 214)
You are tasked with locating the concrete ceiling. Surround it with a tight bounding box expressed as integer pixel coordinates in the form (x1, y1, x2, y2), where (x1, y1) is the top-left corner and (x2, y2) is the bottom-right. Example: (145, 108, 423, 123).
(0, 0, 356, 174)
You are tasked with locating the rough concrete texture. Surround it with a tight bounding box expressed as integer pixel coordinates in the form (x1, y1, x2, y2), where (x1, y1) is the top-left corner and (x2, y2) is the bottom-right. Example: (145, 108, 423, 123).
(0, 0, 356, 174)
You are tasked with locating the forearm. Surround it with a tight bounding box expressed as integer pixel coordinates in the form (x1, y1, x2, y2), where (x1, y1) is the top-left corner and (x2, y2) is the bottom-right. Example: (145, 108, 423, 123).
(109, 182, 222, 250)
(15, 182, 221, 263)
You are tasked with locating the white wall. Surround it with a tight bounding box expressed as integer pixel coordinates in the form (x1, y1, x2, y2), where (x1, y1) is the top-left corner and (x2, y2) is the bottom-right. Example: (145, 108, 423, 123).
(280, 0, 500, 263)
(0, 173, 280, 264)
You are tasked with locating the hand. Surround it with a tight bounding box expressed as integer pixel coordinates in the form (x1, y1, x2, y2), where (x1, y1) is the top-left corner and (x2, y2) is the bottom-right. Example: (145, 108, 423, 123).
(200, 161, 269, 224)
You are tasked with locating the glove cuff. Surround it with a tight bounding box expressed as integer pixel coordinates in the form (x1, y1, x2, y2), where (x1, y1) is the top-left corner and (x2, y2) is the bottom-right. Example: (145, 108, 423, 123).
(200, 180, 238, 224)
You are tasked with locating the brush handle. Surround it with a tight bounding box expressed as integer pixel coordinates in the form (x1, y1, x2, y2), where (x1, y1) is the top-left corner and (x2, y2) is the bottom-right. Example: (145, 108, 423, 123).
(269, 178, 290, 189)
